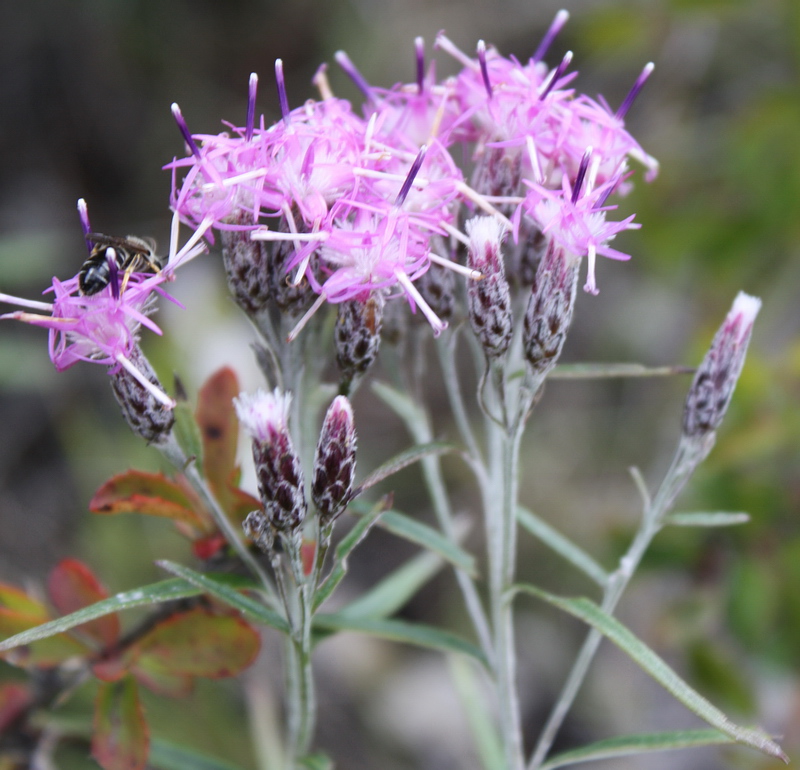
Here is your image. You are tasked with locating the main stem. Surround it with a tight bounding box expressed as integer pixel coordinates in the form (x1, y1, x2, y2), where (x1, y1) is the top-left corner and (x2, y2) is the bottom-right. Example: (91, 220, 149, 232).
(488, 414, 525, 770)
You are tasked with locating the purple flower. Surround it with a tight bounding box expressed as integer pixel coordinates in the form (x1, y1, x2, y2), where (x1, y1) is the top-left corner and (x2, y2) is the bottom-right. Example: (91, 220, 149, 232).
(0, 204, 207, 407)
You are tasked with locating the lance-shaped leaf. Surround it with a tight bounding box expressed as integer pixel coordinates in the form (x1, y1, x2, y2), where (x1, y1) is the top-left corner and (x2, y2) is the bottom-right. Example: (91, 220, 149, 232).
(540, 729, 735, 769)
(515, 584, 787, 763)
(349, 442, 457, 500)
(90, 470, 208, 529)
(549, 363, 695, 380)
(0, 579, 212, 653)
(156, 561, 289, 634)
(313, 613, 488, 667)
(665, 512, 750, 528)
(313, 498, 388, 612)
(93, 677, 149, 770)
(48, 558, 120, 647)
(131, 607, 260, 681)
(196, 367, 241, 512)
(349, 500, 476, 574)
(149, 738, 249, 770)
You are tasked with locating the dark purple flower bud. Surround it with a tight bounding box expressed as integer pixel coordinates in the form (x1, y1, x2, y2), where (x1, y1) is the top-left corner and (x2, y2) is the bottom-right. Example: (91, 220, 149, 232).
(466, 216, 512, 360)
(234, 389, 307, 533)
(110, 345, 175, 444)
(220, 227, 270, 315)
(523, 240, 580, 377)
(269, 231, 315, 317)
(335, 292, 384, 392)
(312, 396, 357, 527)
(682, 292, 761, 439)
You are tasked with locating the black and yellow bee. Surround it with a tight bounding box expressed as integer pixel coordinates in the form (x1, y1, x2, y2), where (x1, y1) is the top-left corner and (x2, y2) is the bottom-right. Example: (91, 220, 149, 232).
(79, 233, 162, 296)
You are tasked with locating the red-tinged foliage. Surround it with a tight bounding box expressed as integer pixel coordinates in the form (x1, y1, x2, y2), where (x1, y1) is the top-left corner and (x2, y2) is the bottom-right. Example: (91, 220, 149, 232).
(47, 559, 120, 647)
(93, 678, 149, 770)
(0, 682, 31, 733)
(301, 540, 316, 577)
(192, 533, 228, 561)
(0, 583, 49, 620)
(130, 607, 260, 680)
(0, 607, 88, 668)
(89, 470, 209, 530)
(130, 666, 193, 698)
(195, 367, 242, 513)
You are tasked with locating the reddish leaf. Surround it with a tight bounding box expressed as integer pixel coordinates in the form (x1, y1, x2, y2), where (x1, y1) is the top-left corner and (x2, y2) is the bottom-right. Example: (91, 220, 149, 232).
(0, 608, 88, 668)
(192, 533, 228, 561)
(92, 655, 130, 683)
(131, 666, 193, 698)
(132, 607, 260, 680)
(0, 682, 31, 733)
(48, 559, 120, 647)
(301, 540, 316, 577)
(90, 470, 207, 528)
(226, 484, 262, 525)
(195, 368, 240, 509)
(93, 678, 149, 770)
(0, 583, 49, 619)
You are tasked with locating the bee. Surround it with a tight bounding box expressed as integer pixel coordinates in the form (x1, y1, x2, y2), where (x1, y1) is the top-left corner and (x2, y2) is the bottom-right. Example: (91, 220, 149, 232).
(79, 233, 162, 296)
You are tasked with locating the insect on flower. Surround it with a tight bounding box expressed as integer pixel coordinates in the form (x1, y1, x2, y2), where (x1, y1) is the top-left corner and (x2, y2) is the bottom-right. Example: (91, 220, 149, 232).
(80, 233, 163, 297)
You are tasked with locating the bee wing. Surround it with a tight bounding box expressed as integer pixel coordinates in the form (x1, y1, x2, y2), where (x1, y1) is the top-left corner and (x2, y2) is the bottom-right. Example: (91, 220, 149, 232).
(86, 233, 156, 256)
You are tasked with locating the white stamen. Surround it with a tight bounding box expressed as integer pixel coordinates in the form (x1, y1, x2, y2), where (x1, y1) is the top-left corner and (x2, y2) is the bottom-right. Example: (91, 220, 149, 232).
(115, 353, 176, 408)
(394, 270, 447, 336)
(251, 230, 329, 243)
(455, 182, 514, 228)
(286, 293, 327, 342)
(200, 167, 268, 192)
(526, 136, 543, 184)
(428, 252, 483, 280)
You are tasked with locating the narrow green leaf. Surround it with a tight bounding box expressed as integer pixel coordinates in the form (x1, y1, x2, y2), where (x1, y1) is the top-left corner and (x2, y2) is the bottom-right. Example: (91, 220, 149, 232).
(549, 363, 695, 379)
(349, 500, 476, 575)
(0, 579, 207, 653)
(517, 507, 608, 587)
(350, 441, 457, 499)
(156, 561, 289, 634)
(371, 380, 424, 425)
(665, 512, 750, 528)
(448, 656, 505, 770)
(313, 613, 488, 668)
(172, 399, 205, 471)
(540, 729, 735, 769)
(313, 500, 386, 612)
(516, 585, 787, 763)
(338, 551, 443, 620)
(149, 738, 248, 770)
(297, 753, 334, 770)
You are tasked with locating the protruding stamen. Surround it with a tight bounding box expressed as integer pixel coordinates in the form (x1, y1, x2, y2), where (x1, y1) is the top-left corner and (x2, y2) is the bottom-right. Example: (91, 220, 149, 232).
(533, 9, 570, 62)
(171, 103, 201, 160)
(313, 63, 334, 100)
(287, 293, 327, 342)
(428, 252, 483, 280)
(334, 51, 374, 103)
(434, 33, 475, 70)
(415, 37, 425, 94)
(477, 40, 493, 99)
(395, 145, 427, 207)
(77, 199, 92, 252)
(525, 136, 543, 183)
(571, 147, 593, 204)
(0, 295, 53, 313)
(616, 62, 654, 120)
(246, 72, 258, 141)
(115, 352, 176, 408)
(539, 50, 573, 100)
(275, 60, 290, 122)
(394, 269, 447, 337)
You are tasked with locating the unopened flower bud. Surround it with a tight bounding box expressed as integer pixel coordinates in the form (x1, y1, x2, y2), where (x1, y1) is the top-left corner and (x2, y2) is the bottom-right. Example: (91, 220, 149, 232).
(242, 509, 273, 552)
(234, 389, 307, 532)
(523, 241, 580, 377)
(682, 292, 761, 439)
(466, 216, 512, 360)
(335, 293, 384, 391)
(312, 396, 357, 527)
(220, 227, 270, 315)
(110, 346, 175, 444)
(270, 230, 314, 317)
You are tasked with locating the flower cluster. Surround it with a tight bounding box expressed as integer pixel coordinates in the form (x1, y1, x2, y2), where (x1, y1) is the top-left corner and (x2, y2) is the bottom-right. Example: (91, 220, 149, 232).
(168, 11, 656, 336)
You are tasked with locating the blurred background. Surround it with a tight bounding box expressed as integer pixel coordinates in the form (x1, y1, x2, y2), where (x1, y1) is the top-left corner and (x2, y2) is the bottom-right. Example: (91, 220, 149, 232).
(0, 0, 798, 768)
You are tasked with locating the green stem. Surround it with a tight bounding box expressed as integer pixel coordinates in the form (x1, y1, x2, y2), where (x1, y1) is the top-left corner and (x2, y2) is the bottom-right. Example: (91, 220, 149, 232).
(526, 436, 709, 770)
